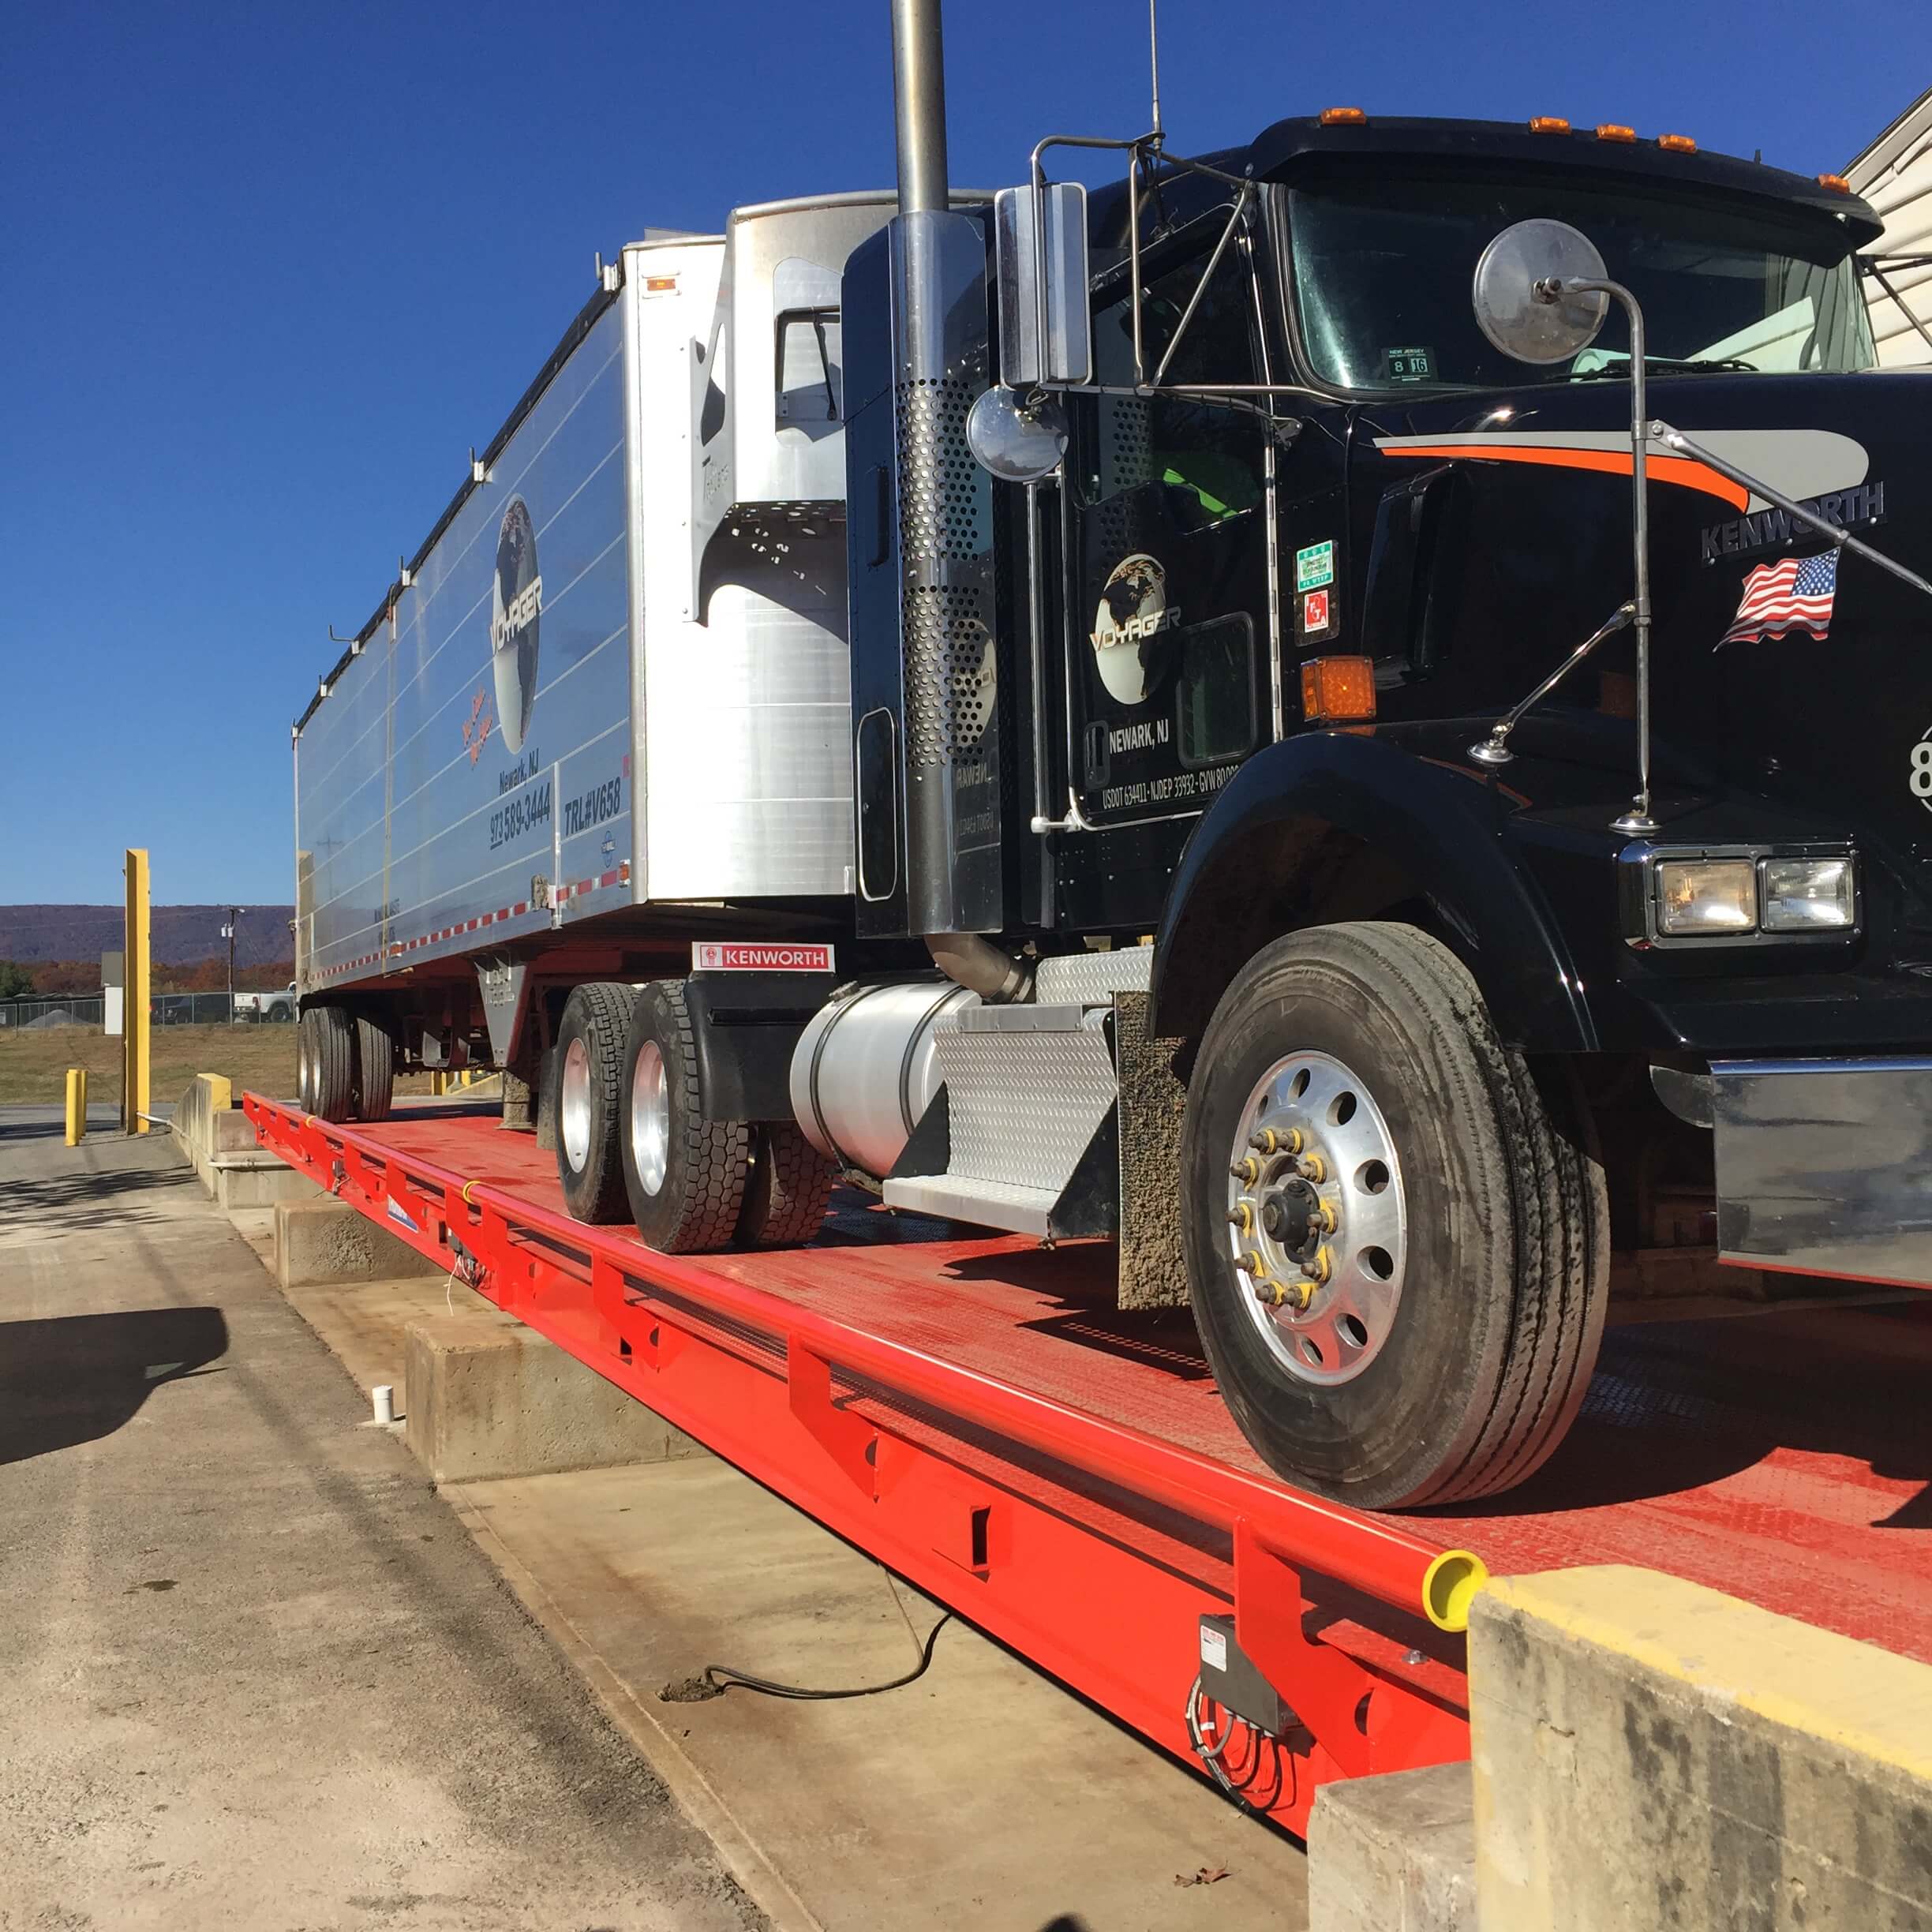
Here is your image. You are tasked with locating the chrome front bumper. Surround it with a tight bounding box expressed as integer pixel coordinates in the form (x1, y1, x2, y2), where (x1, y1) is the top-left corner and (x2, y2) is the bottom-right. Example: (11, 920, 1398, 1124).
(1712, 1057, 1932, 1289)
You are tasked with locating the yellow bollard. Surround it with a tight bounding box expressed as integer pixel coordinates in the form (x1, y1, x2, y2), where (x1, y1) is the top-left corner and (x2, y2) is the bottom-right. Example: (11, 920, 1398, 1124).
(65, 1069, 88, 1146)
(123, 848, 151, 1135)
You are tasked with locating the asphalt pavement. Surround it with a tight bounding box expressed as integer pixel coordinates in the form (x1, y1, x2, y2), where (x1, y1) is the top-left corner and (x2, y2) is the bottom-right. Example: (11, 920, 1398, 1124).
(0, 1118, 765, 1931)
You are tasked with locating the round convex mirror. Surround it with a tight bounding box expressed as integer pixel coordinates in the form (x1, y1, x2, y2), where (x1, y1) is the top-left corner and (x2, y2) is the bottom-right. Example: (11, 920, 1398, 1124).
(965, 387, 1068, 484)
(1472, 219, 1611, 365)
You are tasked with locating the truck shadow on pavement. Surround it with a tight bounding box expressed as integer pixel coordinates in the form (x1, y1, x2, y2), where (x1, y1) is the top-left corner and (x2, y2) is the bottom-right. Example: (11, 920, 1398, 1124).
(0, 1308, 229, 1466)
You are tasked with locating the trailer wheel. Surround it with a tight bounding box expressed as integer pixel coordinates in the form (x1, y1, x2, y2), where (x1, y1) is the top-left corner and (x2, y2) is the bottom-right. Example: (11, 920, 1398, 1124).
(305, 1005, 356, 1125)
(736, 1124, 836, 1249)
(296, 1009, 317, 1110)
(352, 1014, 395, 1123)
(553, 983, 633, 1223)
(1180, 923, 1607, 1510)
(620, 980, 750, 1253)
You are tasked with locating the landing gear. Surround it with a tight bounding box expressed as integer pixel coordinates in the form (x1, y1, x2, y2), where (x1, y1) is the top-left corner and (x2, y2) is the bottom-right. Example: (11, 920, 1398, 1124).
(1181, 923, 1607, 1509)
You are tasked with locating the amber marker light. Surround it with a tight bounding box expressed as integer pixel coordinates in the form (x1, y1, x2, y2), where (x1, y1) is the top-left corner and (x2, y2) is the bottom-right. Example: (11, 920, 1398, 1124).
(1596, 123, 1637, 143)
(1320, 106, 1367, 125)
(1301, 657, 1377, 724)
(1657, 133, 1698, 153)
(1528, 116, 1571, 134)
(1817, 172, 1852, 193)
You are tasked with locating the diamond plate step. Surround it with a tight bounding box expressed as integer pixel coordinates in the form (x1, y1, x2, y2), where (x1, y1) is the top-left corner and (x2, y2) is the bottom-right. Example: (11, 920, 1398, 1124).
(881, 1174, 1061, 1237)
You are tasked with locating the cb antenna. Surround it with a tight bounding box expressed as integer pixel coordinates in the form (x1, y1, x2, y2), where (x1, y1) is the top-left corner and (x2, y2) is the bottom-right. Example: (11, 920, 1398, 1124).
(1147, 0, 1164, 142)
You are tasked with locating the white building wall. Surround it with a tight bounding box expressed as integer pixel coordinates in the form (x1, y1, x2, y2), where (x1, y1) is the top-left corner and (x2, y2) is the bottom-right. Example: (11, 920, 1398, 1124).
(1848, 88, 1932, 367)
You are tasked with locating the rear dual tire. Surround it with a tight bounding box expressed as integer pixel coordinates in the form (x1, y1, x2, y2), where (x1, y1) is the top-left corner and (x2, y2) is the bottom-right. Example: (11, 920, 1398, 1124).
(297, 1005, 395, 1124)
(1181, 923, 1607, 1510)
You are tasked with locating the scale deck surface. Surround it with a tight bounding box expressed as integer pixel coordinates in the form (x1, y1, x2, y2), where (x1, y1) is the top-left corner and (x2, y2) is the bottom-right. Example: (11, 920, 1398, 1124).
(246, 1095, 1932, 1833)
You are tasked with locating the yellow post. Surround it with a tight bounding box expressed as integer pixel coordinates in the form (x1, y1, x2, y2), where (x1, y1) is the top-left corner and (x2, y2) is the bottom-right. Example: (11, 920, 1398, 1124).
(123, 848, 151, 1135)
(65, 1069, 87, 1145)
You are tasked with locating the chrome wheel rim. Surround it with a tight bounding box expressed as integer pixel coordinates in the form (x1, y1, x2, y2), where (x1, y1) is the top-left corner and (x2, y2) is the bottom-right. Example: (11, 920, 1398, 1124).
(630, 1041, 669, 1196)
(560, 1036, 593, 1173)
(1222, 1049, 1408, 1387)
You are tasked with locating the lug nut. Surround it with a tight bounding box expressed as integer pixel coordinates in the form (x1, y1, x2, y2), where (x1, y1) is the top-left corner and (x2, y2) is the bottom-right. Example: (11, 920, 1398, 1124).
(1249, 1126, 1305, 1157)
(1300, 1245, 1334, 1287)
(1316, 1200, 1338, 1235)
(1297, 1152, 1327, 1185)
(1230, 1156, 1260, 1185)
(1234, 1249, 1266, 1276)
(1226, 1201, 1253, 1234)
(1255, 1275, 1314, 1312)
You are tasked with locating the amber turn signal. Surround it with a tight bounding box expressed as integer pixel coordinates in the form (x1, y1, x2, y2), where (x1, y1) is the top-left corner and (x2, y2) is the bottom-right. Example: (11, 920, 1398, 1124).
(1817, 172, 1852, 193)
(1657, 133, 1698, 153)
(1301, 657, 1376, 724)
(1528, 116, 1571, 135)
(1320, 106, 1367, 126)
(1595, 123, 1637, 144)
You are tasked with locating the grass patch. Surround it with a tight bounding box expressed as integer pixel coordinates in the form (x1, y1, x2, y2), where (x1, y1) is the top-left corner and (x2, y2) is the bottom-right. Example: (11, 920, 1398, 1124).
(0, 1023, 442, 1110)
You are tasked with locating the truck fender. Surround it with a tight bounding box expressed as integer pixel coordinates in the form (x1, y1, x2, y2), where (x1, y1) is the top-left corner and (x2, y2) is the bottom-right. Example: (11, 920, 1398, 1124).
(1148, 732, 1597, 1053)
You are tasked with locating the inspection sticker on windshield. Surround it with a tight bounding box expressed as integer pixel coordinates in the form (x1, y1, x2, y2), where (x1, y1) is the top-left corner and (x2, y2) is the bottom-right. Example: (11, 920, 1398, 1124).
(1386, 346, 1435, 383)
(1295, 541, 1335, 593)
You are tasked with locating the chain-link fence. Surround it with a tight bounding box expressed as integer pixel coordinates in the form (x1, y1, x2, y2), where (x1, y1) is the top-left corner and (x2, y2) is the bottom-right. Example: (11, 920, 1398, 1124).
(0, 991, 296, 1030)
(0, 995, 106, 1030)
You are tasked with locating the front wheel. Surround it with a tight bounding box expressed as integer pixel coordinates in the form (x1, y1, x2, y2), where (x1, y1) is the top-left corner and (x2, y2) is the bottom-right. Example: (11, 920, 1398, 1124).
(1180, 923, 1607, 1510)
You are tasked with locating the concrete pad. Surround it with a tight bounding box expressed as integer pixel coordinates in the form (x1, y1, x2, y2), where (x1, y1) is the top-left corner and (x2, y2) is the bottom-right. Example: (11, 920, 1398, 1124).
(273, 1193, 440, 1289)
(1471, 1565, 1932, 1932)
(450, 1456, 1310, 1931)
(406, 1309, 702, 1482)
(1306, 1762, 1474, 1932)
(1, 1110, 762, 1931)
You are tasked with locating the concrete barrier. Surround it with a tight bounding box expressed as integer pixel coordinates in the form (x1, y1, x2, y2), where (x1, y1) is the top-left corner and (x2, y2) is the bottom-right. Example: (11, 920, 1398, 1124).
(1470, 1565, 1932, 1931)
(1307, 1762, 1475, 1932)
(274, 1195, 444, 1290)
(173, 1074, 317, 1208)
(405, 1307, 703, 1483)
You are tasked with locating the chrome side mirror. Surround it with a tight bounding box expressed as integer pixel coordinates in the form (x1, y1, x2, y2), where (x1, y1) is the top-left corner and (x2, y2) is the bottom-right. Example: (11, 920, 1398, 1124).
(993, 183, 1092, 388)
(1471, 219, 1610, 365)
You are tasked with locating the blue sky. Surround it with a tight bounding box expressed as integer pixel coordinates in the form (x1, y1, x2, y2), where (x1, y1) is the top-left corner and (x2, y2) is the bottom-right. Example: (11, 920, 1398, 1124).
(2, 0, 1923, 906)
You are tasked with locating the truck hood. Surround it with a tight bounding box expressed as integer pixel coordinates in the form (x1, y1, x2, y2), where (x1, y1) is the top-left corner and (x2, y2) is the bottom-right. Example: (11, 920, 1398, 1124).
(1361, 369, 1932, 930)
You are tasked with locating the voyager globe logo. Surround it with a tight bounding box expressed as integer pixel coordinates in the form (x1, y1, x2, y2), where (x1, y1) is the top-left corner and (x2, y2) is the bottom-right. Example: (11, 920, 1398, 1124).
(489, 497, 542, 754)
(1089, 552, 1179, 705)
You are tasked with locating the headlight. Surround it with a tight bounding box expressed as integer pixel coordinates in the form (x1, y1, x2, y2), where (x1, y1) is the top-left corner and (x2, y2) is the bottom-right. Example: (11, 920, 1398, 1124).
(1629, 844, 1859, 946)
(1760, 856, 1855, 931)
(1657, 859, 1757, 935)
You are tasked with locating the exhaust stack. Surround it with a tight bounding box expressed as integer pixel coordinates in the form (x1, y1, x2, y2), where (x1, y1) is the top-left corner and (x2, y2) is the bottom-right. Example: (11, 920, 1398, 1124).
(883, 0, 1012, 968)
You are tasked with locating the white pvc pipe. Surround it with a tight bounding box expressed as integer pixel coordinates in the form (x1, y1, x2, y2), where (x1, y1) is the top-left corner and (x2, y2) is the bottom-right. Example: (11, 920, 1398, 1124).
(372, 1385, 395, 1426)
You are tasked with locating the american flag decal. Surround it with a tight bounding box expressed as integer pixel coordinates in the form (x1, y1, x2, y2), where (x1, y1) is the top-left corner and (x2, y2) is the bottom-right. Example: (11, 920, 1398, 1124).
(1720, 550, 1839, 648)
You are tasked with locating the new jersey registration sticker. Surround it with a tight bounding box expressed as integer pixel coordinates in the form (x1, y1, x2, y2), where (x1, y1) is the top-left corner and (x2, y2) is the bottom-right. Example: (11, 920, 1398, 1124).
(691, 942, 836, 973)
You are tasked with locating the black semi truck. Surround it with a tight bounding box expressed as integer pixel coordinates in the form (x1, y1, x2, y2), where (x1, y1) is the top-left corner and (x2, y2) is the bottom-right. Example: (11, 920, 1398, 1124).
(292, 5, 1931, 1507)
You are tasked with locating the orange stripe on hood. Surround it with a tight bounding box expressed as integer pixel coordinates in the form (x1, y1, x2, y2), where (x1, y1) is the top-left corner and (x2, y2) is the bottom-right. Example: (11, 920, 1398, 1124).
(1382, 442, 1750, 512)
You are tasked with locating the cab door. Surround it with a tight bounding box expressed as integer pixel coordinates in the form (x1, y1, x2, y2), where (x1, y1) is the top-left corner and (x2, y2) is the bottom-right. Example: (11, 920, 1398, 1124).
(1062, 223, 1273, 830)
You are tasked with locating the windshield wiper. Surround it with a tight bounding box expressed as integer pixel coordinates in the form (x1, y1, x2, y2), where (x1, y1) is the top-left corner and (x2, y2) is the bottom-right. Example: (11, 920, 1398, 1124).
(1572, 355, 1758, 380)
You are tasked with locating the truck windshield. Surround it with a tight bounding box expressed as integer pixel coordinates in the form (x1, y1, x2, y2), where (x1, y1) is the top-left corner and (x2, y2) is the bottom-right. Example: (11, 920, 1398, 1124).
(1286, 164, 1877, 391)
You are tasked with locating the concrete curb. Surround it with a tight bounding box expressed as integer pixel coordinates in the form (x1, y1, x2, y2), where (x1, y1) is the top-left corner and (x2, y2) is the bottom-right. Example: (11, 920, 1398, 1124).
(1470, 1565, 1932, 1930)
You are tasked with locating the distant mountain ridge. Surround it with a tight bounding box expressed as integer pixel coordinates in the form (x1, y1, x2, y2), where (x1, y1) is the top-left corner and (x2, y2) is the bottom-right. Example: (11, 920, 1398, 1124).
(0, 904, 295, 968)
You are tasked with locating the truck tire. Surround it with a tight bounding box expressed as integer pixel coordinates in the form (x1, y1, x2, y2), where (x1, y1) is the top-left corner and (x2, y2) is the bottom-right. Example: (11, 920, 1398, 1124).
(554, 983, 633, 1223)
(305, 1005, 356, 1125)
(736, 1124, 836, 1249)
(1180, 922, 1607, 1510)
(296, 1009, 317, 1110)
(620, 979, 750, 1253)
(353, 1014, 395, 1123)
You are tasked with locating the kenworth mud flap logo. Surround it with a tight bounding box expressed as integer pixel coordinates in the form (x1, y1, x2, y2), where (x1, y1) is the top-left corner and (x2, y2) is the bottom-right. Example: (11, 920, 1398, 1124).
(1091, 552, 1180, 705)
(490, 497, 542, 754)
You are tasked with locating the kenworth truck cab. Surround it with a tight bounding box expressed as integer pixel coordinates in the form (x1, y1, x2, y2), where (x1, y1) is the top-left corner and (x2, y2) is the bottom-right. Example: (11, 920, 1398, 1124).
(292, 14, 1932, 1510)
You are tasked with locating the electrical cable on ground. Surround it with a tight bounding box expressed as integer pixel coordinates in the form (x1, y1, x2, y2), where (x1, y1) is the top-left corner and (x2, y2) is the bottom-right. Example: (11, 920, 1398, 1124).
(659, 1612, 953, 1704)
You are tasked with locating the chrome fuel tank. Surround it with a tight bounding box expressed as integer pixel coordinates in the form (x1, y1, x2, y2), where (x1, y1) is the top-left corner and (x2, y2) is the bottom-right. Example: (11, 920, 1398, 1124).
(789, 979, 975, 1179)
